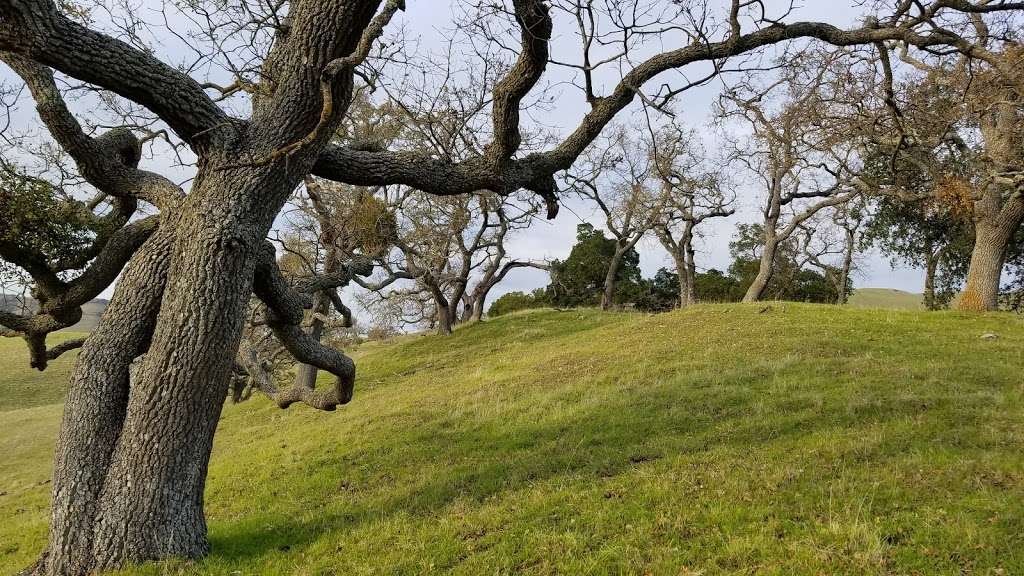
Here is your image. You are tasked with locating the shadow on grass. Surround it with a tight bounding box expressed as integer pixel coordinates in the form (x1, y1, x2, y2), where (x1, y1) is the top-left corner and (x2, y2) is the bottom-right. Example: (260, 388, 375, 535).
(204, 360, 950, 567)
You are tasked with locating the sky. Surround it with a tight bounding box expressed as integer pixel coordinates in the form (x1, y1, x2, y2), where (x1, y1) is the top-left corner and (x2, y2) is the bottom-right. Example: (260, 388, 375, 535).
(0, 1, 930, 312)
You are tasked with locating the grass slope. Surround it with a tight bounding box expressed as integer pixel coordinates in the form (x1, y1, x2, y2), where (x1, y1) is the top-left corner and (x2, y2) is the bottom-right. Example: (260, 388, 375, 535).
(0, 332, 84, 412)
(2, 304, 1023, 575)
(0, 296, 107, 333)
(847, 288, 924, 310)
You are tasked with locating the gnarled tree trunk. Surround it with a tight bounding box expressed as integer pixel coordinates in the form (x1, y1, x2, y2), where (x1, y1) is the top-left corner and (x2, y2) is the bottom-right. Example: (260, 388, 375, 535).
(743, 237, 779, 303)
(43, 163, 305, 575)
(600, 248, 626, 311)
(958, 184, 1024, 311)
(38, 228, 174, 575)
(21, 0, 382, 569)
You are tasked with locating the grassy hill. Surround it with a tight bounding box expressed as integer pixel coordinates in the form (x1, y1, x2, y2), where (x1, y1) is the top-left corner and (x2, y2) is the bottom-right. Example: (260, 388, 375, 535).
(847, 288, 924, 310)
(0, 332, 84, 412)
(2, 304, 1023, 575)
(0, 296, 108, 333)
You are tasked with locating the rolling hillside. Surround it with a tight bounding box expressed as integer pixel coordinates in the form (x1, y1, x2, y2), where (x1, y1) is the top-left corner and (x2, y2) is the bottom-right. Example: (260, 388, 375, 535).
(847, 288, 924, 310)
(0, 295, 108, 333)
(2, 304, 1023, 575)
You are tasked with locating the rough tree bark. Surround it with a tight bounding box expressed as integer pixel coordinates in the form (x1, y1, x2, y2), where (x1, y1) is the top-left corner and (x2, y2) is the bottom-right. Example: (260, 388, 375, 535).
(743, 231, 781, 303)
(432, 287, 456, 336)
(600, 247, 626, 311)
(958, 185, 1024, 311)
(5, 1, 386, 573)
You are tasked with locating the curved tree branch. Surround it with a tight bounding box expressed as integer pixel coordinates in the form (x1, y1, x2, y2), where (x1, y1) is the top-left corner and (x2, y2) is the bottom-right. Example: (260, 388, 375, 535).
(0, 0, 232, 148)
(1, 52, 185, 209)
(314, 3, 1021, 217)
(251, 243, 356, 411)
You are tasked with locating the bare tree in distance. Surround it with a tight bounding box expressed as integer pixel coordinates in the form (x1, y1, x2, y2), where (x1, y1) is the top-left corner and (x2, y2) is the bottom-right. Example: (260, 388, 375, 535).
(648, 123, 736, 308)
(793, 203, 866, 305)
(369, 189, 544, 335)
(2, 0, 1022, 573)
(717, 49, 865, 302)
(832, 201, 867, 304)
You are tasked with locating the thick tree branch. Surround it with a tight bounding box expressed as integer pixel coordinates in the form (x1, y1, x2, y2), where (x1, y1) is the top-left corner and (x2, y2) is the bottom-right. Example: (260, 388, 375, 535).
(314, 5, 1017, 216)
(0, 215, 159, 369)
(251, 243, 356, 411)
(486, 0, 552, 164)
(0, 0, 231, 148)
(1, 52, 185, 209)
(251, 0, 405, 166)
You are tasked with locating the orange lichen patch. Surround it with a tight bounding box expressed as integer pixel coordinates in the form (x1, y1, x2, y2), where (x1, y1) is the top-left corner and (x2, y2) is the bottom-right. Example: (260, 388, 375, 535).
(957, 286, 988, 311)
(934, 175, 975, 218)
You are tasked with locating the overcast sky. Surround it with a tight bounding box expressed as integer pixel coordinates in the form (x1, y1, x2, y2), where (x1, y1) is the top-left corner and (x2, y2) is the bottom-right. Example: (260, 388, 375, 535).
(0, 1, 928, 312)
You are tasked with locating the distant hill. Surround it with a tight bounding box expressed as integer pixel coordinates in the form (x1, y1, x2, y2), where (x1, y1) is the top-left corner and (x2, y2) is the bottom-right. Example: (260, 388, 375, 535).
(846, 287, 923, 310)
(0, 295, 108, 332)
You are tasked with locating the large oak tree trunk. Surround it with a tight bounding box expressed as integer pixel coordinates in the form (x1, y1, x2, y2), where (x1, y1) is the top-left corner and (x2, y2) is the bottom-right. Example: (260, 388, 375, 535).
(33, 159, 313, 574)
(958, 222, 1010, 311)
(88, 171, 283, 569)
(37, 230, 174, 576)
(436, 310, 453, 335)
(600, 249, 625, 311)
(671, 252, 688, 308)
(958, 182, 1024, 311)
(743, 239, 778, 303)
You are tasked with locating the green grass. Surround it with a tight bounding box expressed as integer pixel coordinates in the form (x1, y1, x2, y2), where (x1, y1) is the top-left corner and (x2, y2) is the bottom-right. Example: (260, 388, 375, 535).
(2, 304, 1024, 575)
(0, 332, 84, 412)
(847, 288, 924, 310)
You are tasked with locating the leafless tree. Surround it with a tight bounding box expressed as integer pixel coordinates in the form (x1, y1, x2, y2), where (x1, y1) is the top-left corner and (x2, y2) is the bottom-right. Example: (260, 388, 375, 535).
(367, 189, 546, 334)
(718, 50, 863, 302)
(794, 203, 866, 305)
(648, 123, 735, 307)
(1, 1, 1020, 573)
(832, 201, 867, 304)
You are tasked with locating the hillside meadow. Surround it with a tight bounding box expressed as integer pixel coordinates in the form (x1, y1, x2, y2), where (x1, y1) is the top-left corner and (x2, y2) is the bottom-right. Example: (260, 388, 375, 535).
(846, 288, 924, 311)
(1, 304, 1023, 575)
